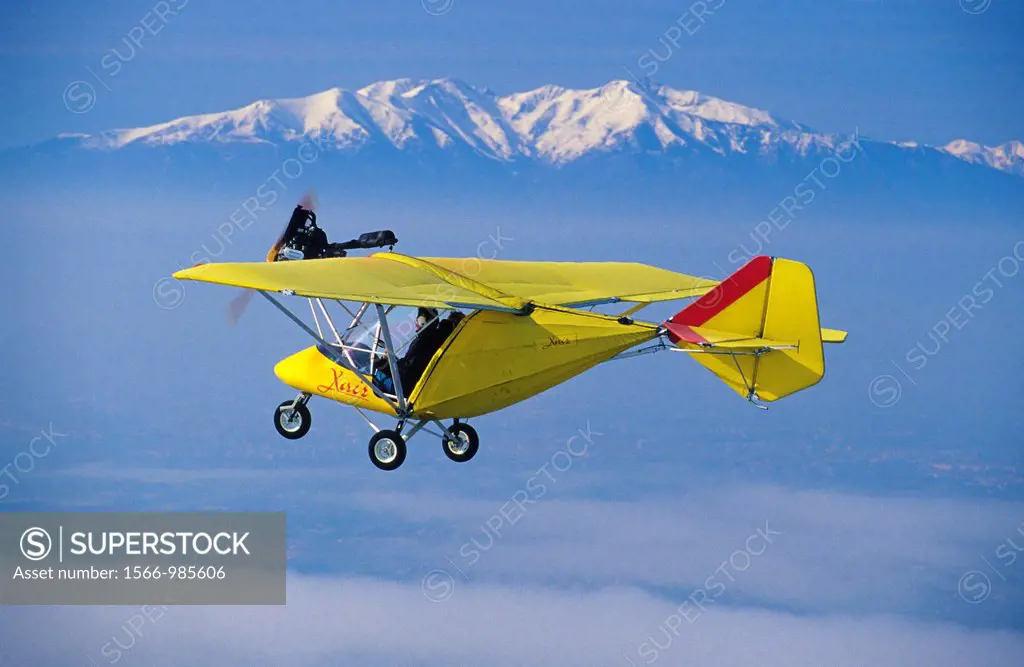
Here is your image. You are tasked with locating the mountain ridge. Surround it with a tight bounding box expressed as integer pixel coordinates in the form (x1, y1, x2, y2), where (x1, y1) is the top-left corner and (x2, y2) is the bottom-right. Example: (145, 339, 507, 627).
(48, 77, 1024, 178)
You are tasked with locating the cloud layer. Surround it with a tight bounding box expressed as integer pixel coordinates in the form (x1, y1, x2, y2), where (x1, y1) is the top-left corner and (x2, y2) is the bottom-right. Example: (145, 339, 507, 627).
(2, 575, 1022, 667)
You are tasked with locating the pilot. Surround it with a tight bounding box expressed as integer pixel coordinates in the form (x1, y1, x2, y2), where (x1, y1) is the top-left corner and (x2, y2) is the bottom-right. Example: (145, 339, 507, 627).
(367, 308, 464, 395)
(436, 310, 465, 339)
(395, 308, 464, 392)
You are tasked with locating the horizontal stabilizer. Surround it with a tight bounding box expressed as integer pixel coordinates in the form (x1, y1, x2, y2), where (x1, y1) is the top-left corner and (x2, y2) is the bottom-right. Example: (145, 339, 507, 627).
(663, 256, 828, 403)
(821, 328, 848, 344)
(661, 321, 796, 351)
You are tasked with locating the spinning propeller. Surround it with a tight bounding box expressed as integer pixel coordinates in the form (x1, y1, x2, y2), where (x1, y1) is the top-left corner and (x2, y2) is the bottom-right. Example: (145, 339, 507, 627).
(226, 190, 317, 326)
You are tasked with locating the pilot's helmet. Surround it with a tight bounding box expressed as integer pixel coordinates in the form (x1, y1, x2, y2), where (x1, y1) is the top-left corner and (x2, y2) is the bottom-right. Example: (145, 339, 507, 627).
(416, 307, 439, 330)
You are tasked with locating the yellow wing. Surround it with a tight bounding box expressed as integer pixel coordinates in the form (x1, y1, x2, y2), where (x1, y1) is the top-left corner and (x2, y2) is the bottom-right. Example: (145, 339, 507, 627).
(172, 257, 521, 311)
(173, 253, 717, 310)
(417, 256, 718, 306)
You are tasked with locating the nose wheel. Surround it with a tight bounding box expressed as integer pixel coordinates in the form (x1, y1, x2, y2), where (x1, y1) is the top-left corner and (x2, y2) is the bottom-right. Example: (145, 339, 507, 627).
(442, 422, 479, 463)
(274, 399, 311, 440)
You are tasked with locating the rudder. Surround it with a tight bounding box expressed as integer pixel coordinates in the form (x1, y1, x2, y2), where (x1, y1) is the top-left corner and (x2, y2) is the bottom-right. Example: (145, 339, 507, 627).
(662, 256, 825, 403)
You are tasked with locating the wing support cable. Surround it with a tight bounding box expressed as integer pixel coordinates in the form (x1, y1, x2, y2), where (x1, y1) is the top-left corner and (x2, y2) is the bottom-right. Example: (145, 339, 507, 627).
(315, 298, 344, 345)
(338, 302, 372, 341)
(307, 299, 324, 339)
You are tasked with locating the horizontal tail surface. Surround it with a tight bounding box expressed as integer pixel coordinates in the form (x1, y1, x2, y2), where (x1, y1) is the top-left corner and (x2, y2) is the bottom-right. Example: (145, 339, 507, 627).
(663, 256, 833, 402)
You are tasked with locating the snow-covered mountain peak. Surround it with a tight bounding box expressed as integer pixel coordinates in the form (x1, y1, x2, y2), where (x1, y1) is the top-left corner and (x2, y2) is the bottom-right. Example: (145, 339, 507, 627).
(497, 81, 655, 162)
(57, 77, 1023, 177)
(943, 139, 983, 156)
(940, 138, 1024, 177)
(658, 87, 785, 128)
(357, 78, 423, 101)
(271, 88, 344, 132)
(404, 77, 484, 98)
(1001, 140, 1024, 158)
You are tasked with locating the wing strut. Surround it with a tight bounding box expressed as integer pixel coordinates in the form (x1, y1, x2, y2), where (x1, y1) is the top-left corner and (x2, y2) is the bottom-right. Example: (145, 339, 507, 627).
(375, 303, 407, 413)
(258, 291, 404, 415)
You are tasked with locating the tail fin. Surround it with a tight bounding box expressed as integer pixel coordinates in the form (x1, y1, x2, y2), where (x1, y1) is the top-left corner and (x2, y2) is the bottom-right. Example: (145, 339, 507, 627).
(663, 256, 829, 403)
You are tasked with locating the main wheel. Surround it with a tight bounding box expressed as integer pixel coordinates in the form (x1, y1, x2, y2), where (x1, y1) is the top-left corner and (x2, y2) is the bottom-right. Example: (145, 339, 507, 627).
(442, 423, 479, 463)
(274, 400, 311, 440)
(368, 430, 407, 471)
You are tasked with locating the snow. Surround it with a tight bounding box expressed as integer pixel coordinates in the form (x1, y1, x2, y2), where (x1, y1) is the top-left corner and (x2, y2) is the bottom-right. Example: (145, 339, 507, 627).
(659, 87, 780, 127)
(1002, 140, 1024, 158)
(942, 139, 983, 156)
(939, 138, 1024, 177)
(501, 81, 653, 163)
(63, 77, 1023, 177)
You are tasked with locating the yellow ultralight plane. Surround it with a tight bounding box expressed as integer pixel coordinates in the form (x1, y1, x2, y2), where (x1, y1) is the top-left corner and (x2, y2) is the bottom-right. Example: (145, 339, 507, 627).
(174, 240, 846, 471)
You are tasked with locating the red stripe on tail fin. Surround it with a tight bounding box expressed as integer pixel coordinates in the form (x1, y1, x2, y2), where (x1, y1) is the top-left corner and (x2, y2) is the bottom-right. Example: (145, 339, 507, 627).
(661, 256, 828, 403)
(667, 255, 773, 327)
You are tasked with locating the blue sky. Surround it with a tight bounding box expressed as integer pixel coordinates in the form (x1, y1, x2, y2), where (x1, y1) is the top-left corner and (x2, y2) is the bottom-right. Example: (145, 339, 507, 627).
(2, 0, 1022, 150)
(2, 3, 1023, 665)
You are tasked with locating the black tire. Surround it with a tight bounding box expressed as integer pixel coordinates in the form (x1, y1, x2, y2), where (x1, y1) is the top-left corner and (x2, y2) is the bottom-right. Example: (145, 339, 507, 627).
(274, 400, 311, 440)
(442, 423, 479, 463)
(368, 430, 407, 471)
